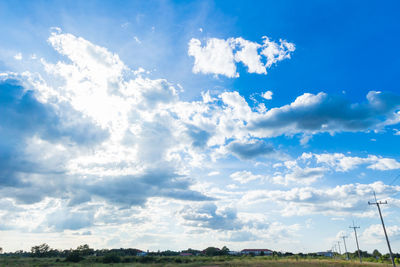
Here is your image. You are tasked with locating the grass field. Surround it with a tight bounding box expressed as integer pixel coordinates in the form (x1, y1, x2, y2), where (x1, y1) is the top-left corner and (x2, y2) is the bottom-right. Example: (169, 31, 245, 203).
(0, 256, 395, 267)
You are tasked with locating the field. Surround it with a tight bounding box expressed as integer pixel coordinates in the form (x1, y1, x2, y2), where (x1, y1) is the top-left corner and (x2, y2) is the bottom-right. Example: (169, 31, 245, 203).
(0, 256, 395, 267)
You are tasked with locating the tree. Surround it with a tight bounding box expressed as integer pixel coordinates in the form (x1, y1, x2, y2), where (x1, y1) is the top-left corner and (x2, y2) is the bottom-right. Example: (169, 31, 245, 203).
(204, 247, 220, 256)
(76, 244, 93, 256)
(372, 249, 382, 258)
(65, 251, 84, 262)
(221, 246, 230, 255)
(31, 243, 50, 257)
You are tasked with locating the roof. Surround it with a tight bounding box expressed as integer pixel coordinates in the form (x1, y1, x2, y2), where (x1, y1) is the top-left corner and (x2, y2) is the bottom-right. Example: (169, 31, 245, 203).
(241, 249, 272, 252)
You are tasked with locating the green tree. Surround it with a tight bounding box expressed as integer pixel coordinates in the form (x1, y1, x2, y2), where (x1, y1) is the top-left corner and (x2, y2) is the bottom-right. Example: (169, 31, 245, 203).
(31, 243, 50, 257)
(204, 247, 220, 256)
(221, 246, 230, 255)
(76, 244, 93, 256)
(372, 249, 382, 258)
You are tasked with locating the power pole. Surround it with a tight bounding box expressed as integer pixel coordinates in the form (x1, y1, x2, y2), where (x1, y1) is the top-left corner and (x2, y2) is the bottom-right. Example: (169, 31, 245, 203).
(368, 191, 396, 267)
(337, 241, 341, 255)
(341, 235, 349, 260)
(333, 244, 337, 259)
(349, 221, 362, 263)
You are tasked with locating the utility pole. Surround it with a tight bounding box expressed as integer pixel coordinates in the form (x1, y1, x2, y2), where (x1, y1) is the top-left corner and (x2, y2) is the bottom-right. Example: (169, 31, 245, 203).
(337, 241, 342, 255)
(341, 235, 349, 260)
(349, 221, 362, 263)
(369, 191, 396, 267)
(333, 244, 337, 259)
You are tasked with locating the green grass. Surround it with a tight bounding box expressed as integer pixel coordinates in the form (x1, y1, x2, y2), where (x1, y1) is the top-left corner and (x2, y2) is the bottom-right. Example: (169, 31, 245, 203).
(0, 256, 394, 267)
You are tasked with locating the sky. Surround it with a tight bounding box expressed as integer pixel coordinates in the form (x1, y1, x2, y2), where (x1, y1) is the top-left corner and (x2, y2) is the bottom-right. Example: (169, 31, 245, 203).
(0, 0, 400, 254)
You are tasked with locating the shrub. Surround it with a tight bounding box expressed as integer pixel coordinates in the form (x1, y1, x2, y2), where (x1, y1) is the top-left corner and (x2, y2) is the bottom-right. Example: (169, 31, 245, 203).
(65, 251, 84, 262)
(102, 253, 121, 263)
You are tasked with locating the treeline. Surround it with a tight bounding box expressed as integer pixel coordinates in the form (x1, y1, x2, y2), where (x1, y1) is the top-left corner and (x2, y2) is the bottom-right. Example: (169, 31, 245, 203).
(1, 244, 400, 264)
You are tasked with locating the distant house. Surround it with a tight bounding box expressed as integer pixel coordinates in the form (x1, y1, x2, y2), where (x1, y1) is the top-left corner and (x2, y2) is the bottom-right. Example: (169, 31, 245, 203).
(316, 251, 333, 257)
(241, 249, 273, 255)
(137, 250, 148, 256)
(179, 252, 193, 256)
(228, 251, 241, 255)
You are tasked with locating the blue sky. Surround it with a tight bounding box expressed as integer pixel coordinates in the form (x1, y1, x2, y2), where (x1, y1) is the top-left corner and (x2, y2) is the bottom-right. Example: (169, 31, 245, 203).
(0, 0, 400, 254)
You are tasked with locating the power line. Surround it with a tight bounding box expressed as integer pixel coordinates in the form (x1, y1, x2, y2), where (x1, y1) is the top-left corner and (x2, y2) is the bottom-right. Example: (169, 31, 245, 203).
(389, 173, 400, 186)
(368, 191, 396, 267)
(349, 221, 362, 263)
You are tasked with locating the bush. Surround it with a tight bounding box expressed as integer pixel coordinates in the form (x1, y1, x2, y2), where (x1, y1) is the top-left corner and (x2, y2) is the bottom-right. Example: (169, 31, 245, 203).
(102, 253, 121, 263)
(65, 252, 84, 262)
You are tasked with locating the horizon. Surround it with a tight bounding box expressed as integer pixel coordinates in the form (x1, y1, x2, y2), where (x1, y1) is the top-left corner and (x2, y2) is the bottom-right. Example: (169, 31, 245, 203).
(0, 0, 400, 254)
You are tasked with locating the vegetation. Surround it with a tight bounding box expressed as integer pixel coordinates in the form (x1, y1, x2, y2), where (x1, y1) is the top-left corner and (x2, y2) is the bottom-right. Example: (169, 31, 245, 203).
(0, 244, 399, 266)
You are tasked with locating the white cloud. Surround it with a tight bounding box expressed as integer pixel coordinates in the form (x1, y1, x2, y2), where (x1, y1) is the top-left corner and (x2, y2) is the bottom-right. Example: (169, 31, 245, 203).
(361, 224, 400, 244)
(188, 36, 295, 78)
(368, 157, 400, 170)
(260, 36, 295, 68)
(241, 181, 400, 217)
(2, 30, 400, 252)
(208, 171, 220, 176)
(230, 171, 264, 184)
(188, 38, 237, 78)
(233, 37, 265, 74)
(270, 166, 327, 185)
(261, 90, 273, 100)
(134, 36, 141, 44)
(308, 153, 400, 172)
(14, 53, 22, 60)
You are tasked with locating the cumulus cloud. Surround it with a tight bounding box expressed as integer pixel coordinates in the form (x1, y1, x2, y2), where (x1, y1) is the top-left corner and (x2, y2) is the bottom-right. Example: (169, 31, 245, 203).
(14, 53, 22, 60)
(179, 203, 300, 243)
(188, 38, 237, 78)
(249, 91, 400, 137)
(188, 36, 295, 78)
(261, 90, 273, 100)
(179, 203, 243, 230)
(226, 139, 274, 160)
(230, 171, 264, 184)
(46, 209, 94, 231)
(2, 30, 400, 237)
(0, 79, 108, 189)
(303, 152, 400, 172)
(361, 224, 400, 244)
(241, 181, 400, 217)
(0, 31, 213, 213)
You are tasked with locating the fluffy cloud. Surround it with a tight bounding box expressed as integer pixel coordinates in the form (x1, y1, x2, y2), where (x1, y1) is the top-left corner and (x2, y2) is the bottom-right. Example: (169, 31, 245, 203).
(2, 30, 400, 238)
(230, 171, 264, 184)
(241, 181, 400, 217)
(0, 31, 214, 213)
(179, 203, 300, 243)
(226, 139, 274, 160)
(249, 91, 400, 137)
(304, 153, 400, 172)
(188, 36, 295, 78)
(188, 38, 237, 78)
(179, 203, 243, 230)
(261, 90, 273, 100)
(361, 224, 400, 244)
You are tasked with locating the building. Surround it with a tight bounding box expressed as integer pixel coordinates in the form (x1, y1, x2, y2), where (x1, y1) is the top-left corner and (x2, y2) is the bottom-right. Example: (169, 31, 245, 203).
(179, 252, 193, 256)
(316, 251, 333, 257)
(241, 249, 273, 255)
(137, 250, 148, 256)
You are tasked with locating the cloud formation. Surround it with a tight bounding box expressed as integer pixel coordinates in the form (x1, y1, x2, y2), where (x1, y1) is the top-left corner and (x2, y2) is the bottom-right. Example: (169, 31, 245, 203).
(1, 30, 400, 240)
(242, 181, 400, 217)
(188, 36, 295, 78)
(249, 91, 400, 137)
